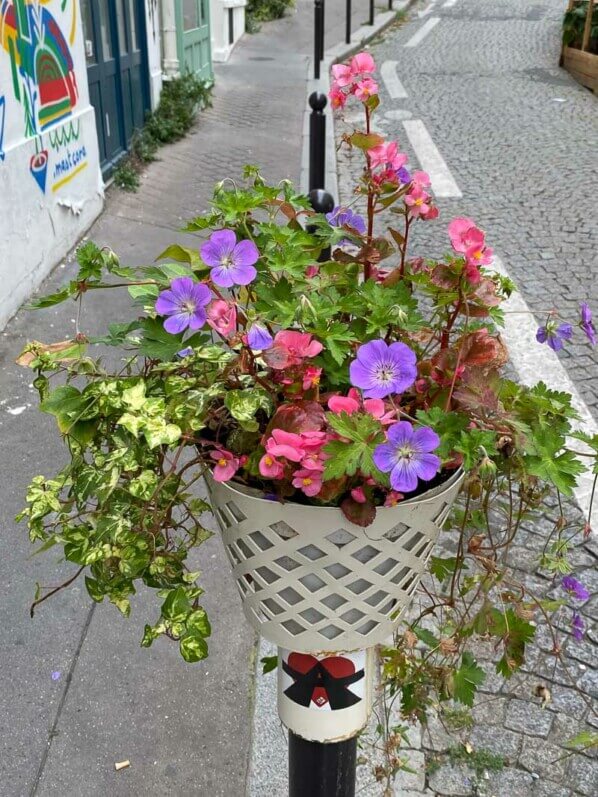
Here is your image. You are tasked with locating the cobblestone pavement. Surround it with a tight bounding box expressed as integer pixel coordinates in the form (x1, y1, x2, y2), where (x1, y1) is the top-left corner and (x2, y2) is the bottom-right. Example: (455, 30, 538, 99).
(335, 1, 598, 795)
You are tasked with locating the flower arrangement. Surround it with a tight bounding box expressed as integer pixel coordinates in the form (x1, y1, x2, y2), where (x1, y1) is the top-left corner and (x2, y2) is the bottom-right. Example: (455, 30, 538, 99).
(17, 50, 597, 762)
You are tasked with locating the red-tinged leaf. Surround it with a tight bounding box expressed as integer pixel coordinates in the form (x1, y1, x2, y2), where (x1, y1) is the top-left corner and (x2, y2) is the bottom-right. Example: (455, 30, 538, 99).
(317, 477, 347, 503)
(265, 401, 326, 437)
(389, 228, 405, 247)
(430, 264, 459, 290)
(340, 496, 376, 527)
(459, 330, 508, 371)
(453, 369, 502, 413)
(350, 132, 384, 150)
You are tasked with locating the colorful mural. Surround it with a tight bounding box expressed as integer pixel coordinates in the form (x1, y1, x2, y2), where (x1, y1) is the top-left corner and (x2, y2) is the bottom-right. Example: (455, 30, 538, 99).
(0, 0, 85, 193)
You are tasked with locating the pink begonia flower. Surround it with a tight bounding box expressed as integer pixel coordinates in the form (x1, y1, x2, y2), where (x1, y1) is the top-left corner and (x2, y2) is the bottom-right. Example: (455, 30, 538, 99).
(354, 78, 379, 101)
(207, 299, 237, 337)
(351, 486, 367, 504)
(363, 398, 395, 424)
(331, 63, 353, 87)
(210, 449, 240, 482)
(328, 395, 360, 414)
(303, 366, 322, 391)
(405, 186, 431, 218)
(372, 167, 400, 187)
(265, 331, 323, 369)
(292, 469, 323, 497)
(368, 141, 407, 171)
(411, 171, 431, 188)
(259, 454, 285, 479)
(465, 241, 494, 268)
(351, 51, 376, 75)
(305, 264, 320, 278)
(329, 85, 347, 110)
(266, 429, 305, 462)
(421, 205, 439, 221)
(384, 491, 404, 507)
(448, 217, 483, 254)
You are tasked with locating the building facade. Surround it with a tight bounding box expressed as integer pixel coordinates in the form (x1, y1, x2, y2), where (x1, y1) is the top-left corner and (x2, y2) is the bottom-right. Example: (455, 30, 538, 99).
(0, 0, 229, 331)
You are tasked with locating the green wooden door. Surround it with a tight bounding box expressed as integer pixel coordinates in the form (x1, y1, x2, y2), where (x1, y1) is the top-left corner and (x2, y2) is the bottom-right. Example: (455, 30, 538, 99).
(176, 0, 213, 82)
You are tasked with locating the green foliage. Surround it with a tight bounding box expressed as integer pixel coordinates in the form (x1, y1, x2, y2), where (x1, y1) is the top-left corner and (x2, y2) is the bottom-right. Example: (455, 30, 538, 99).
(113, 160, 140, 192)
(113, 73, 212, 192)
(323, 412, 386, 481)
(446, 744, 505, 777)
(562, 1, 598, 52)
(246, 0, 294, 30)
(450, 652, 486, 707)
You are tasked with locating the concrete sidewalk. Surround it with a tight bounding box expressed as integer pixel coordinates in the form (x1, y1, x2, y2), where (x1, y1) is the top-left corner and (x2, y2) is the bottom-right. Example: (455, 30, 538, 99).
(0, 2, 382, 795)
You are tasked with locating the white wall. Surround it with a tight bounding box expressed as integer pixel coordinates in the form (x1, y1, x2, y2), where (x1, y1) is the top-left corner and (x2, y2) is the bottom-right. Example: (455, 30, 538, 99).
(211, 0, 246, 63)
(0, 0, 103, 330)
(145, 0, 164, 108)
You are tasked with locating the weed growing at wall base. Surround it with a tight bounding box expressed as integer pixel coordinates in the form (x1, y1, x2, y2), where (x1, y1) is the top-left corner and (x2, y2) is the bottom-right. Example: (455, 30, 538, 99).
(113, 73, 212, 192)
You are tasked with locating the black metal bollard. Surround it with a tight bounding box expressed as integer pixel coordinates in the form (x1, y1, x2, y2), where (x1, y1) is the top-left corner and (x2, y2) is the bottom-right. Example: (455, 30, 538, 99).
(369, 0, 374, 25)
(320, 0, 326, 63)
(289, 732, 357, 797)
(388, 0, 393, 9)
(345, 0, 351, 44)
(314, 0, 323, 79)
(308, 92, 328, 193)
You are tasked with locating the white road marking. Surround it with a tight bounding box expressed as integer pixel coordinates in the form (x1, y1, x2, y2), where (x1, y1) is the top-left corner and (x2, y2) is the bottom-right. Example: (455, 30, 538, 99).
(443, 0, 458, 7)
(492, 257, 598, 528)
(402, 119, 462, 197)
(384, 108, 414, 121)
(380, 60, 408, 99)
(405, 17, 440, 48)
(418, 2, 436, 18)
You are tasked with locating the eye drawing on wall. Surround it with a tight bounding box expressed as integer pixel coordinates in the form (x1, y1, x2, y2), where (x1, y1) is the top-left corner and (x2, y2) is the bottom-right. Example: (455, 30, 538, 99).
(0, 0, 79, 191)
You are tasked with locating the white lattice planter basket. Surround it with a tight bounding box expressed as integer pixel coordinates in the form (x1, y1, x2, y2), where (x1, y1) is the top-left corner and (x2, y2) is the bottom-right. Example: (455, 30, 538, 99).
(207, 470, 463, 653)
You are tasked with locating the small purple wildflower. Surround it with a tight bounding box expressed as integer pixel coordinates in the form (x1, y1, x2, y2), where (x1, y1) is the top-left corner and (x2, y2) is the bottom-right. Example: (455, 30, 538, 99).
(247, 323, 274, 351)
(536, 321, 573, 352)
(396, 166, 411, 184)
(326, 206, 366, 235)
(200, 229, 259, 288)
(178, 346, 194, 357)
(373, 421, 441, 493)
(580, 303, 596, 346)
(51, 671, 61, 681)
(349, 339, 417, 399)
(155, 277, 212, 335)
(571, 611, 585, 642)
(562, 575, 590, 602)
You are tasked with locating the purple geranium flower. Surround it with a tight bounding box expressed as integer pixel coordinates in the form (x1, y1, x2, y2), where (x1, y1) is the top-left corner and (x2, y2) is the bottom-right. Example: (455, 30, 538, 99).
(247, 323, 274, 351)
(562, 575, 590, 602)
(326, 206, 366, 235)
(350, 339, 417, 399)
(580, 303, 596, 346)
(396, 166, 411, 184)
(373, 421, 441, 493)
(536, 321, 572, 352)
(155, 277, 212, 335)
(571, 611, 585, 642)
(200, 229, 259, 288)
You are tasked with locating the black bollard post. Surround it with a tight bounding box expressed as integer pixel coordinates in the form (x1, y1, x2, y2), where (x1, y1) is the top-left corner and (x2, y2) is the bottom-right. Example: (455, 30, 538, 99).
(320, 0, 325, 63)
(345, 0, 351, 44)
(289, 732, 357, 797)
(314, 0, 323, 79)
(369, 0, 374, 25)
(308, 92, 327, 193)
(388, 0, 393, 9)
(308, 188, 335, 262)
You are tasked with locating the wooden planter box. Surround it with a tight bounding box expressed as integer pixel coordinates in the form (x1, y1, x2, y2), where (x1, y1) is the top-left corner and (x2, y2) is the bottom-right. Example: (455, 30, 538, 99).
(562, 45, 598, 92)
(561, 0, 598, 93)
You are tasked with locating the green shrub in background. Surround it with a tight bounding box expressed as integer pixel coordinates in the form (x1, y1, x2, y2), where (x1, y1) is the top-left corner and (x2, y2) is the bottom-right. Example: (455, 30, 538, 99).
(562, 0, 598, 52)
(246, 0, 294, 31)
(114, 72, 212, 192)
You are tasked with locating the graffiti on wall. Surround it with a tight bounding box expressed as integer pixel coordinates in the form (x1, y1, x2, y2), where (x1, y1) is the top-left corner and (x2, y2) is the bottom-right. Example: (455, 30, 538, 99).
(0, 0, 87, 193)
